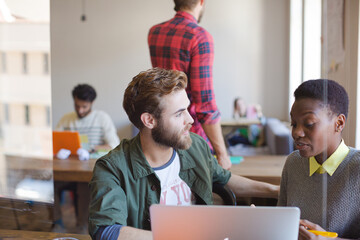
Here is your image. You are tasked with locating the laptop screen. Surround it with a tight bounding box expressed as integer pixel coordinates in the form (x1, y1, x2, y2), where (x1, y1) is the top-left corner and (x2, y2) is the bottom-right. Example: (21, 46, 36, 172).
(52, 131, 81, 155)
(150, 205, 300, 240)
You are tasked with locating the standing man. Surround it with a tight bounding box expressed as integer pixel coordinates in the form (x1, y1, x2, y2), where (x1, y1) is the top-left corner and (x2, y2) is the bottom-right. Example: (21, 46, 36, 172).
(88, 68, 279, 240)
(148, 0, 231, 169)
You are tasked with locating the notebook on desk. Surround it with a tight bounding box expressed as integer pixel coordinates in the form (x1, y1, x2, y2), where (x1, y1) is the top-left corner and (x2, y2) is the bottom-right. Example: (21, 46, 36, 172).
(150, 205, 300, 240)
(52, 131, 81, 155)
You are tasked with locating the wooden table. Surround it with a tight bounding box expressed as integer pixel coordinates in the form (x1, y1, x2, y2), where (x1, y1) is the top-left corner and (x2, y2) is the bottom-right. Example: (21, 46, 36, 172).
(221, 118, 261, 136)
(53, 155, 287, 185)
(221, 118, 261, 126)
(53, 157, 96, 182)
(7, 154, 286, 185)
(5, 155, 95, 183)
(0, 229, 91, 240)
(5, 155, 52, 171)
(230, 155, 287, 185)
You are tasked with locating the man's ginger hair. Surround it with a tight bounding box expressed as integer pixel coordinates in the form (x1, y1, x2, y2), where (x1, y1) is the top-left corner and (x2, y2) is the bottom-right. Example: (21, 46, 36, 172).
(123, 68, 188, 129)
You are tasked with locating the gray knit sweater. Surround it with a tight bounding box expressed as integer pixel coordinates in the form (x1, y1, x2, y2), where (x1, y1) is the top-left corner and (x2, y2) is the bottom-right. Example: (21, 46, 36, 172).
(278, 148, 360, 239)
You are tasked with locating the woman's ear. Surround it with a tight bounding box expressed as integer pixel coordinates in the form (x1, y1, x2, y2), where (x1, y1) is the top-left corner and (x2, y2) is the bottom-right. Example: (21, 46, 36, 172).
(140, 112, 156, 129)
(335, 114, 346, 133)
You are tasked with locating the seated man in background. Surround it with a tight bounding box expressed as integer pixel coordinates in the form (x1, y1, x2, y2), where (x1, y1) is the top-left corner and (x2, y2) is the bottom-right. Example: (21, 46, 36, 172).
(88, 68, 279, 240)
(54, 83, 120, 233)
(56, 83, 119, 152)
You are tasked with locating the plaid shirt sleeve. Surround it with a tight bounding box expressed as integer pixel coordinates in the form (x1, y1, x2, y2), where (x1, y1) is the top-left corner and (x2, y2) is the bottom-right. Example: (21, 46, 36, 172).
(189, 30, 220, 125)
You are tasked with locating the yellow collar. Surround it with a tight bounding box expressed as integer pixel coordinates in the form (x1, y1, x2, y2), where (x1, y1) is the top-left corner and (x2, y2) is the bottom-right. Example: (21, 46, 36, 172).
(309, 140, 349, 176)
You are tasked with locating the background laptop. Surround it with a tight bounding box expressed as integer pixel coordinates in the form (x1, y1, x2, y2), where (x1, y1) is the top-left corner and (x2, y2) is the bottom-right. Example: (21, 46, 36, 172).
(150, 205, 300, 240)
(52, 131, 81, 155)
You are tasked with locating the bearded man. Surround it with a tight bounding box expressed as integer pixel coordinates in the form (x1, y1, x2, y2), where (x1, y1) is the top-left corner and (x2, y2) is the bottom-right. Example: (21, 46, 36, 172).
(88, 68, 279, 240)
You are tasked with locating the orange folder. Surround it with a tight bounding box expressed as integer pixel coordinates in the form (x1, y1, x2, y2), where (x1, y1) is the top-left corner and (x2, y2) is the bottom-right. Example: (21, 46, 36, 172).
(52, 131, 81, 155)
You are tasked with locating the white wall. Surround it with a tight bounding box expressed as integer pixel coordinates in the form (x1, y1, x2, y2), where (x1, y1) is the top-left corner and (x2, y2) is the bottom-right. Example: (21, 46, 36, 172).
(51, 0, 290, 139)
(324, 0, 359, 147)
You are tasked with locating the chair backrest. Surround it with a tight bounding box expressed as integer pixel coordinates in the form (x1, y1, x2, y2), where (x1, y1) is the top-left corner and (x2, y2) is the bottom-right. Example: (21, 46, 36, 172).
(212, 183, 236, 205)
(265, 118, 293, 154)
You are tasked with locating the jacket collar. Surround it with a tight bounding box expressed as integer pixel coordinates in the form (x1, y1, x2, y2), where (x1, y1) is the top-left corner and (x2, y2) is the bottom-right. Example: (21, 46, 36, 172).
(130, 134, 197, 180)
(130, 134, 154, 180)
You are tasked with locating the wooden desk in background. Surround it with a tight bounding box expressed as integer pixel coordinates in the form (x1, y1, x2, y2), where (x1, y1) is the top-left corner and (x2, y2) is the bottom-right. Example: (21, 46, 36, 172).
(230, 155, 287, 185)
(221, 118, 261, 126)
(0, 229, 90, 240)
(221, 118, 261, 136)
(7, 154, 286, 185)
(5, 155, 96, 182)
(53, 155, 287, 186)
(53, 156, 96, 182)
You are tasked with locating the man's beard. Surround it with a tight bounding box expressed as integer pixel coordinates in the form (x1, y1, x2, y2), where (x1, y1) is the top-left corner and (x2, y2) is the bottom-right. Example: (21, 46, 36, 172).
(77, 108, 91, 119)
(151, 119, 192, 150)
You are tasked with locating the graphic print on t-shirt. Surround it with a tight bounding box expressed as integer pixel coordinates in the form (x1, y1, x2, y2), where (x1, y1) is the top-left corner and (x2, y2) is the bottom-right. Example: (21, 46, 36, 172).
(153, 150, 194, 205)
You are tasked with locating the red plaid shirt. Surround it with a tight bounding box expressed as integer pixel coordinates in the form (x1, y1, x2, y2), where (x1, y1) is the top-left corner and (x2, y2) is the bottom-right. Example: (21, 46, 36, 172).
(148, 11, 220, 150)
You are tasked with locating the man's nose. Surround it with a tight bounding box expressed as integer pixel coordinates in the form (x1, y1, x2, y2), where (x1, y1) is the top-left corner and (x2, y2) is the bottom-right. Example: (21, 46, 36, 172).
(78, 108, 85, 114)
(185, 110, 194, 125)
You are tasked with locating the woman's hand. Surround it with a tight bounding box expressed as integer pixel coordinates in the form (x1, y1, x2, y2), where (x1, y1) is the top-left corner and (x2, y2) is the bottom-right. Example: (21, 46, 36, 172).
(298, 219, 330, 240)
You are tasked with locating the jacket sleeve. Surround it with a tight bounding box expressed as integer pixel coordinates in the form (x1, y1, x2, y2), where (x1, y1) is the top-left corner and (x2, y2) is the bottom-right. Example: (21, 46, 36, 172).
(211, 154, 231, 185)
(88, 158, 127, 239)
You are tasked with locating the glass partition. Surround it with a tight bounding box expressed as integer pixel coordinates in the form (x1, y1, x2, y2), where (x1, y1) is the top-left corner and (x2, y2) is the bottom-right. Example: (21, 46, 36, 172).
(0, 0, 53, 231)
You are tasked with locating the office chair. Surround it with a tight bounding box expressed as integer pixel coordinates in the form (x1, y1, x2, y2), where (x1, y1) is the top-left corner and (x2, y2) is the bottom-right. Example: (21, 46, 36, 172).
(212, 183, 237, 205)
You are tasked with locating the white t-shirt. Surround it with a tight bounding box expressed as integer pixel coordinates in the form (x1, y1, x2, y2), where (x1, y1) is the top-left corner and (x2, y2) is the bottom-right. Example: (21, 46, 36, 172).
(56, 110, 120, 149)
(153, 150, 194, 206)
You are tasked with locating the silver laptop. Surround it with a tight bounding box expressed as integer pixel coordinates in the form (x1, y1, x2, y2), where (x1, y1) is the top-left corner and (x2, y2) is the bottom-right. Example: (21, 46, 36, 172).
(150, 205, 300, 240)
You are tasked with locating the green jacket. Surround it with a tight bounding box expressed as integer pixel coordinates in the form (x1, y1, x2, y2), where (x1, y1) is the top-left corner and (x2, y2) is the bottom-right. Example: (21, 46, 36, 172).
(88, 133, 231, 238)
